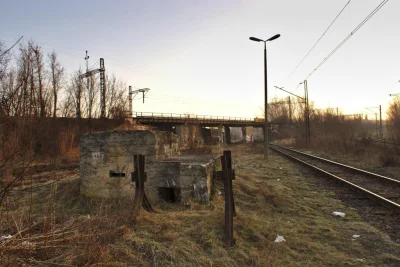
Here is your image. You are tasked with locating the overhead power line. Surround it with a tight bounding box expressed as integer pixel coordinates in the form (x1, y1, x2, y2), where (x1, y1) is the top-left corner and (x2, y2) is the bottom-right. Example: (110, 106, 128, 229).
(0, 36, 23, 57)
(288, 1, 351, 78)
(304, 0, 390, 81)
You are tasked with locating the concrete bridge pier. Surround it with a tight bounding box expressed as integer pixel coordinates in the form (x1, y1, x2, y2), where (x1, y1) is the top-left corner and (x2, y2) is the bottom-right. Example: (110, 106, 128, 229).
(242, 127, 247, 141)
(175, 125, 205, 149)
(224, 126, 231, 144)
(217, 126, 224, 143)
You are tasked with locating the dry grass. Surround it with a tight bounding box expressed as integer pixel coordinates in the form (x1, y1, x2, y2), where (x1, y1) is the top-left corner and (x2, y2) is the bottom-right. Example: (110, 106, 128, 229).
(1, 144, 399, 266)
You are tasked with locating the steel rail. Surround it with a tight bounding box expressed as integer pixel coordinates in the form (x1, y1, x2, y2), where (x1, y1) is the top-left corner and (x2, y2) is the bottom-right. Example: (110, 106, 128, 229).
(270, 143, 400, 185)
(269, 145, 400, 213)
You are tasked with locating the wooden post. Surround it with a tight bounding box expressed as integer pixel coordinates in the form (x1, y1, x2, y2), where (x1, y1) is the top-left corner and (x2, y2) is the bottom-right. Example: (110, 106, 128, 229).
(132, 154, 154, 215)
(222, 150, 235, 247)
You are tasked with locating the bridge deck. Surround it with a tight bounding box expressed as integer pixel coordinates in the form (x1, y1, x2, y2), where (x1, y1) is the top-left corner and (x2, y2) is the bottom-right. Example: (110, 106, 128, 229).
(133, 112, 281, 127)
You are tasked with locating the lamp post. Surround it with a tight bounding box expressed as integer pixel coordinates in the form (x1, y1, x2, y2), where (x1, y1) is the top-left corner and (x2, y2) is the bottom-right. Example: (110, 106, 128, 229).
(249, 34, 281, 160)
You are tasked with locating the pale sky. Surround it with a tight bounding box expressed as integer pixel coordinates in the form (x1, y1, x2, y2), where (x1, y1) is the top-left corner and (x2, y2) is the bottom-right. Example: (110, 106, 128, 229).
(1, 0, 399, 119)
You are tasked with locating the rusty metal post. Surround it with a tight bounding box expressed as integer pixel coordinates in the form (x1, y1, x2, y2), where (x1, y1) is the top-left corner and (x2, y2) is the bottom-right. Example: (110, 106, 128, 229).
(132, 154, 154, 214)
(222, 150, 235, 247)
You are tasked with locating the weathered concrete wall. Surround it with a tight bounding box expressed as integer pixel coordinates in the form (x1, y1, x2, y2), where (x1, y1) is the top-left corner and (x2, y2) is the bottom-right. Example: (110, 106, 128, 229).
(179, 162, 214, 203)
(80, 130, 179, 199)
(80, 130, 216, 204)
(175, 125, 204, 149)
(160, 155, 217, 204)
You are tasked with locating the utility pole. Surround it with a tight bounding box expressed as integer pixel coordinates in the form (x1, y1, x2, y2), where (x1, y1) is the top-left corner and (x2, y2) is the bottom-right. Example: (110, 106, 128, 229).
(288, 96, 292, 125)
(365, 106, 382, 138)
(129, 86, 132, 117)
(84, 51, 90, 118)
(79, 51, 107, 118)
(128, 87, 150, 117)
(99, 58, 106, 118)
(274, 85, 309, 144)
(303, 80, 311, 145)
(379, 105, 382, 139)
(85, 51, 89, 72)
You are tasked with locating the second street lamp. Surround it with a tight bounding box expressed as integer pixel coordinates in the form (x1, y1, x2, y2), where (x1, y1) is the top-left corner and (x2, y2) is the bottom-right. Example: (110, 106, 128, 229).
(249, 34, 281, 160)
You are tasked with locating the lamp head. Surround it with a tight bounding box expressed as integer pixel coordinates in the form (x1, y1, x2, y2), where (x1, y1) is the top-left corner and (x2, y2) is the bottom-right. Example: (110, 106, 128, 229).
(267, 34, 281, 42)
(249, 37, 263, 42)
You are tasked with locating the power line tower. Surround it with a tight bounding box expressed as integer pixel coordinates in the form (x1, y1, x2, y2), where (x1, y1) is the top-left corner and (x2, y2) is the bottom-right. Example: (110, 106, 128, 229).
(128, 86, 150, 117)
(365, 106, 382, 138)
(79, 51, 107, 118)
(274, 85, 310, 144)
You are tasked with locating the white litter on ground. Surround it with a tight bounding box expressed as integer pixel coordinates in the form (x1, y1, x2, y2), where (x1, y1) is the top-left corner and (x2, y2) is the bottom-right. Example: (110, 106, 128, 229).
(332, 211, 346, 217)
(0, 235, 12, 241)
(21, 241, 35, 248)
(274, 235, 286, 243)
(352, 235, 360, 239)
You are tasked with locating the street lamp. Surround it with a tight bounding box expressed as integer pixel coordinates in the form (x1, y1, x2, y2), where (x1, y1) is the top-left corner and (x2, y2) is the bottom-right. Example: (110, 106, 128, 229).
(249, 34, 281, 160)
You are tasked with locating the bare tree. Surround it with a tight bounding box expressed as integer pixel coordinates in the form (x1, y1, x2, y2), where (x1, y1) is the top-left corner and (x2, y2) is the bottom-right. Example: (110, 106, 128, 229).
(83, 74, 99, 118)
(48, 52, 64, 118)
(106, 74, 128, 118)
(59, 93, 75, 117)
(30, 42, 46, 117)
(386, 97, 400, 141)
(69, 70, 84, 118)
(16, 43, 34, 117)
(0, 41, 11, 81)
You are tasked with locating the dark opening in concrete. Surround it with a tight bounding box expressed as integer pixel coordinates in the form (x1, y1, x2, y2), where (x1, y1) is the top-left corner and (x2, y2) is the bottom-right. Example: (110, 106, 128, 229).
(158, 187, 181, 203)
(109, 171, 126, 178)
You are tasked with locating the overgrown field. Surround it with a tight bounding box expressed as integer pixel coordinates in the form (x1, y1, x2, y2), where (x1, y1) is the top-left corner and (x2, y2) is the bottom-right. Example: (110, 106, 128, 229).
(0, 144, 399, 266)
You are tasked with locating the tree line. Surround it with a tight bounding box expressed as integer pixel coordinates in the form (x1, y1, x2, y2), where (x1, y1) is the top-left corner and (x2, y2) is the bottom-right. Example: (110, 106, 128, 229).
(0, 40, 129, 119)
(268, 94, 400, 142)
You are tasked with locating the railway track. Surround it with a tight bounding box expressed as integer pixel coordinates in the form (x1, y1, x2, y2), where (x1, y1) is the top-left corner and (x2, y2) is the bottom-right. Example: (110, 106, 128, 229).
(269, 143, 400, 214)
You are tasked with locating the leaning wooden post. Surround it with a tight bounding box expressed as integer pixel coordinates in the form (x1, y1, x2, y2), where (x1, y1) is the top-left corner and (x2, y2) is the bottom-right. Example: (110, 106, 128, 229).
(222, 150, 235, 247)
(132, 154, 154, 215)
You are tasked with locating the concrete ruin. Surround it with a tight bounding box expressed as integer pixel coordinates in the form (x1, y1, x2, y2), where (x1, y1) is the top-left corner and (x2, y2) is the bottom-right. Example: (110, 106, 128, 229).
(80, 130, 218, 204)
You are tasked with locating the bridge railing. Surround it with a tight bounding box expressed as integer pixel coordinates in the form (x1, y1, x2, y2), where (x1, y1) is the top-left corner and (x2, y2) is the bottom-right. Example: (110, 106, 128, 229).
(134, 112, 260, 123)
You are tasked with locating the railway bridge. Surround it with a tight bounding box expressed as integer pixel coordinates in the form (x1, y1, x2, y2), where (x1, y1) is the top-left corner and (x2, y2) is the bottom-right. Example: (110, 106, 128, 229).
(132, 112, 284, 144)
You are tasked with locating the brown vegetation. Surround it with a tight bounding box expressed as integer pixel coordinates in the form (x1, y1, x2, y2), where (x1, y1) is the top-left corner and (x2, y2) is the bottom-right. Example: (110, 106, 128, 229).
(269, 96, 400, 167)
(1, 144, 398, 266)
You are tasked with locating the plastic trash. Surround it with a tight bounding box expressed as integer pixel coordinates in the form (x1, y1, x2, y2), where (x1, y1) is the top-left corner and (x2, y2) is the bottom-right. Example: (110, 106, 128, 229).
(274, 235, 286, 243)
(277, 179, 280, 181)
(332, 211, 346, 217)
(352, 235, 360, 239)
(21, 241, 35, 248)
(0, 235, 12, 241)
